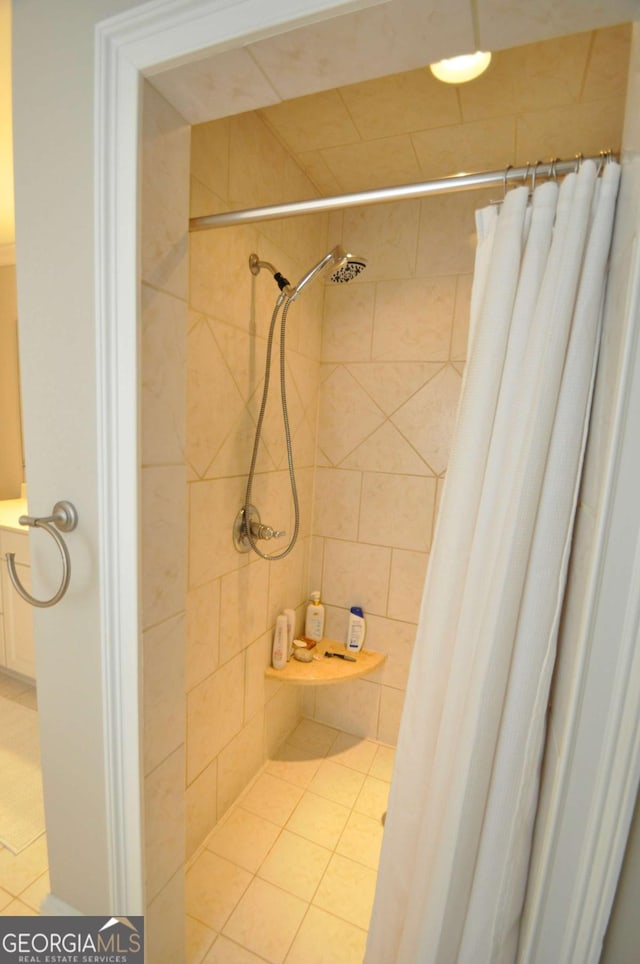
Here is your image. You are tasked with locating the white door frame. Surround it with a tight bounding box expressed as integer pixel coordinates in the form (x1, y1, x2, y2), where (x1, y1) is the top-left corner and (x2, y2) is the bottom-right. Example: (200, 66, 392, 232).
(94, 0, 383, 916)
(94, 0, 640, 948)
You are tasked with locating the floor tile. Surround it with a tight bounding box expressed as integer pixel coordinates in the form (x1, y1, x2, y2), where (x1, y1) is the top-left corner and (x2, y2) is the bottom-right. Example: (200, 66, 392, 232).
(0, 835, 49, 896)
(0, 898, 36, 916)
(19, 870, 50, 912)
(186, 913, 217, 963)
(223, 877, 307, 963)
(205, 806, 281, 873)
(186, 850, 252, 932)
(308, 760, 366, 809)
(239, 773, 303, 827)
(0, 673, 31, 702)
(326, 733, 379, 773)
(266, 742, 323, 788)
(368, 744, 395, 781)
(336, 812, 384, 870)
(353, 775, 390, 823)
(287, 720, 339, 755)
(313, 854, 377, 931)
(286, 791, 351, 850)
(257, 829, 331, 901)
(203, 935, 267, 963)
(285, 906, 367, 963)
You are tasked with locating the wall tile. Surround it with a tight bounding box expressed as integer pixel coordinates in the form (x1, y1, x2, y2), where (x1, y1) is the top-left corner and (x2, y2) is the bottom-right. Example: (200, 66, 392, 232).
(452, 274, 473, 361)
(347, 362, 444, 416)
(341, 421, 431, 476)
(265, 685, 303, 757)
(314, 679, 381, 739)
(186, 757, 217, 861)
(388, 549, 429, 623)
(191, 118, 230, 199)
(145, 746, 186, 903)
(141, 284, 187, 467)
(321, 135, 422, 193)
(359, 473, 436, 551)
(142, 466, 187, 629)
(187, 319, 246, 478)
(322, 539, 391, 616)
(392, 365, 462, 475)
(189, 476, 248, 587)
(186, 654, 244, 783)
(219, 560, 270, 665)
(372, 277, 456, 362)
(186, 580, 220, 693)
(318, 367, 385, 465)
(582, 25, 631, 103)
(216, 713, 265, 819)
(143, 613, 186, 775)
(340, 67, 461, 139)
(416, 190, 490, 278)
(378, 686, 406, 745)
(515, 98, 625, 166)
(146, 870, 185, 964)
(312, 468, 362, 540)
(259, 89, 360, 155)
(141, 86, 190, 299)
(412, 116, 516, 181)
(321, 282, 376, 362)
(341, 201, 420, 283)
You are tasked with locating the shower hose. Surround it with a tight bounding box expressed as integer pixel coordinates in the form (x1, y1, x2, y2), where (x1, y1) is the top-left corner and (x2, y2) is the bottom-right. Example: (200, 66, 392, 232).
(243, 293, 300, 560)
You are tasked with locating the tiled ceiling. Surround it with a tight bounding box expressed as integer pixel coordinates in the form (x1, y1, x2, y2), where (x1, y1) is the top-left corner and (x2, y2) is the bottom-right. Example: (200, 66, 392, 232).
(150, 0, 637, 125)
(256, 26, 630, 195)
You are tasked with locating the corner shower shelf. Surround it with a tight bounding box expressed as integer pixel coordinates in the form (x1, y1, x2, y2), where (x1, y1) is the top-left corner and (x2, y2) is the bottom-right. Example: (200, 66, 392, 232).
(265, 638, 386, 685)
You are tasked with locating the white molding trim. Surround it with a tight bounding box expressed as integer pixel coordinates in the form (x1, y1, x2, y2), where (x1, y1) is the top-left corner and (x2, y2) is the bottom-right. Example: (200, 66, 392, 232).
(93, 0, 375, 916)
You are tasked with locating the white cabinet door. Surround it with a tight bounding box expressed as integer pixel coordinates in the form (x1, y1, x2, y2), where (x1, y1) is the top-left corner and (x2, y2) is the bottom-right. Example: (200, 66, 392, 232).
(0, 530, 36, 679)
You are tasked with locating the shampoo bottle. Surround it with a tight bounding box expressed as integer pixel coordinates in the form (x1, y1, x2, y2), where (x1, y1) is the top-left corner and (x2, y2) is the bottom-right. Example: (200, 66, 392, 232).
(283, 608, 296, 659)
(305, 591, 325, 643)
(346, 606, 366, 653)
(272, 614, 288, 669)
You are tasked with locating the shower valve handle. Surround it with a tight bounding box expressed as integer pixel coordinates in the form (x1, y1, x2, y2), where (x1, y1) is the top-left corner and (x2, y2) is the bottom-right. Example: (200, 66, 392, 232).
(249, 521, 286, 541)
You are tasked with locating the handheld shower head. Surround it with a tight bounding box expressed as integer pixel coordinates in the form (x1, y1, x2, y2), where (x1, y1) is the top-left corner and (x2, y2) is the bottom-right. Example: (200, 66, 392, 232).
(248, 245, 367, 301)
(289, 245, 367, 300)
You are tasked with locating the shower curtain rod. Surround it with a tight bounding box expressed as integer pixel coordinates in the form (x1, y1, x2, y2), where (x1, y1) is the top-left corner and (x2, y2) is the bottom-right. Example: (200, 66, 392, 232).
(189, 151, 616, 231)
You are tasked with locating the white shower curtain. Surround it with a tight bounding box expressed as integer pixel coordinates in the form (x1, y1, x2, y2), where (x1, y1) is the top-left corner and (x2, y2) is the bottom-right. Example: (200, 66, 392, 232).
(365, 159, 621, 964)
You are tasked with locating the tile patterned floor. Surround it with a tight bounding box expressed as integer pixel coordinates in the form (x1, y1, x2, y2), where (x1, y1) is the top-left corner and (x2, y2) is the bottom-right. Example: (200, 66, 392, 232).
(186, 720, 394, 964)
(0, 670, 48, 917)
(0, 681, 394, 964)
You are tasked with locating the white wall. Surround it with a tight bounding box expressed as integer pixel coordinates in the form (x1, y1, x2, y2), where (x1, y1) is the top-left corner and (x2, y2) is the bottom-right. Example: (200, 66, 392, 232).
(12, 0, 142, 913)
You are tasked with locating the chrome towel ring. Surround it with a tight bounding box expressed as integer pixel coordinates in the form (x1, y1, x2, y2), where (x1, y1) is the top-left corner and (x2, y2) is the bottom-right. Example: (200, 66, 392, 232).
(5, 500, 78, 608)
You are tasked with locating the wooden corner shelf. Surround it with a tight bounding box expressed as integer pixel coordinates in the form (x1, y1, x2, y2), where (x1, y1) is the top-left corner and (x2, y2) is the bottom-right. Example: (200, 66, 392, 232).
(265, 638, 386, 685)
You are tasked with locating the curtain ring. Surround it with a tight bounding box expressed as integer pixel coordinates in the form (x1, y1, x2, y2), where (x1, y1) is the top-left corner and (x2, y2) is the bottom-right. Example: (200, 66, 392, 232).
(531, 160, 542, 194)
(549, 157, 559, 181)
(574, 152, 584, 173)
(503, 164, 513, 200)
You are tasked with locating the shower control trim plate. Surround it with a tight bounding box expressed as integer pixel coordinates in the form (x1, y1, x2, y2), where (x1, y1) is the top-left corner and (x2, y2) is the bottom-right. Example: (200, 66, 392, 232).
(233, 504, 285, 553)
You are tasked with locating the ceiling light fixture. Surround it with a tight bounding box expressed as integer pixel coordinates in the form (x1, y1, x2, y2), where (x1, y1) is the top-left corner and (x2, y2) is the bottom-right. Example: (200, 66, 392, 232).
(430, 51, 492, 84)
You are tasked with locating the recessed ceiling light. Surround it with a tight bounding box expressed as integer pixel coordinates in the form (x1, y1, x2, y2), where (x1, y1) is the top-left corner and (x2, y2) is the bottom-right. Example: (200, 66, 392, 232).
(430, 51, 492, 84)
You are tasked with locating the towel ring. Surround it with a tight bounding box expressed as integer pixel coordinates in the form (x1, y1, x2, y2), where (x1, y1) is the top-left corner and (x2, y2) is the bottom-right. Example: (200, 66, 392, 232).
(5, 501, 78, 608)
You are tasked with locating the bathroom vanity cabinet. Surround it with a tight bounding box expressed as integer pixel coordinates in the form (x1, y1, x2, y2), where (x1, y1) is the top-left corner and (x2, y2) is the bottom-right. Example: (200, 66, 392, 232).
(0, 502, 36, 681)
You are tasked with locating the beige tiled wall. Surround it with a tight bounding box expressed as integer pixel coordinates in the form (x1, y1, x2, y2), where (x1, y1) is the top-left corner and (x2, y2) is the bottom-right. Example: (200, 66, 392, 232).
(303, 195, 474, 744)
(186, 111, 330, 858)
(140, 83, 190, 963)
(299, 24, 631, 745)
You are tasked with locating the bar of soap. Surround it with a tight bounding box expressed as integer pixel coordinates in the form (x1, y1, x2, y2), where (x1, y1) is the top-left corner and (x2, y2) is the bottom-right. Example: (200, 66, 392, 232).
(293, 649, 313, 662)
